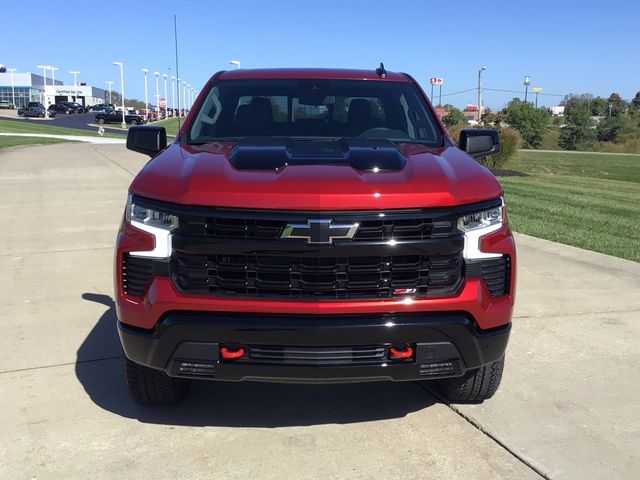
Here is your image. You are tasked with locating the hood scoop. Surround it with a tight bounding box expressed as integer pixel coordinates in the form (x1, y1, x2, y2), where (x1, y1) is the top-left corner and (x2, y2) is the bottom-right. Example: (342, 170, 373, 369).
(228, 137, 406, 171)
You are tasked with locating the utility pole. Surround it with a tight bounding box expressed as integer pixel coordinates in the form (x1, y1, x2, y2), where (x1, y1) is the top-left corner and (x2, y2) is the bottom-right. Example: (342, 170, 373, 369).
(477, 67, 486, 122)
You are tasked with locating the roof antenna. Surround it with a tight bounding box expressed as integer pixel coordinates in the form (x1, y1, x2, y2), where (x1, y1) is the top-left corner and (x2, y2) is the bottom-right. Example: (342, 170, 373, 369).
(375, 62, 387, 78)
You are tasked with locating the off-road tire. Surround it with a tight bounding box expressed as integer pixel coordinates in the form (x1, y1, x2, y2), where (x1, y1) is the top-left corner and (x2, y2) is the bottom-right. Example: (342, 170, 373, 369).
(123, 354, 192, 406)
(437, 356, 505, 403)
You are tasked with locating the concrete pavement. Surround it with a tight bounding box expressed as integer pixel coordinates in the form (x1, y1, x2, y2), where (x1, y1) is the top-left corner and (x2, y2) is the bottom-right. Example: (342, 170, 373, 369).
(0, 143, 638, 479)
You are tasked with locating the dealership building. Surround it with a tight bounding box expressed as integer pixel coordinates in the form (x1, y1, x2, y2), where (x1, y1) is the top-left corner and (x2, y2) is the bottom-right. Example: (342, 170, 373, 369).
(0, 70, 105, 108)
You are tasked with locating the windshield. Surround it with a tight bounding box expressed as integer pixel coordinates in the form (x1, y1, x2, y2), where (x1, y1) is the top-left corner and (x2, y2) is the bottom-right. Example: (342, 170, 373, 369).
(186, 79, 442, 146)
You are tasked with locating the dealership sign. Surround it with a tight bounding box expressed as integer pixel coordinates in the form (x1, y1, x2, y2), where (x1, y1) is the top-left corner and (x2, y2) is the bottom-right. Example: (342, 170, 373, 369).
(45, 85, 93, 97)
(429, 77, 444, 85)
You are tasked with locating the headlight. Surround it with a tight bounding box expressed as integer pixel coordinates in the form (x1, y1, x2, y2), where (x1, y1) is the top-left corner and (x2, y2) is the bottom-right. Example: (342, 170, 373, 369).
(459, 200, 504, 260)
(125, 195, 178, 258)
(458, 205, 503, 232)
(126, 200, 178, 231)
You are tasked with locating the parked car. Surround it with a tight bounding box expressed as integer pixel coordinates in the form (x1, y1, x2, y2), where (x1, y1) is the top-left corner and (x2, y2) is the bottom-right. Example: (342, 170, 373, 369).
(0, 100, 15, 109)
(64, 101, 87, 113)
(48, 103, 75, 115)
(117, 66, 514, 406)
(95, 109, 144, 125)
(18, 105, 56, 118)
(88, 103, 114, 112)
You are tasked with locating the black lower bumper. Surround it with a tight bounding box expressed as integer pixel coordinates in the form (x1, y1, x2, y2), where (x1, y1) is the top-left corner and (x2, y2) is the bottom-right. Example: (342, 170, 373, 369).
(118, 312, 510, 383)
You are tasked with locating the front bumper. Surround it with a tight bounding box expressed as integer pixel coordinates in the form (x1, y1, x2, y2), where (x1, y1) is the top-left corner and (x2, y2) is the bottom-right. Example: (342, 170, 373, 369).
(119, 312, 510, 383)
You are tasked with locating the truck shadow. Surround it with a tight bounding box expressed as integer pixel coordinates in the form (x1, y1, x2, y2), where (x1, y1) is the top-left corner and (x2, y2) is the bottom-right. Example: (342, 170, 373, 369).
(76, 293, 438, 427)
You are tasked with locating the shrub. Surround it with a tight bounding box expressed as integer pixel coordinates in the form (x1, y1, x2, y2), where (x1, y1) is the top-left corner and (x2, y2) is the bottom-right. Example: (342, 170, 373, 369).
(446, 125, 521, 169)
(483, 127, 521, 169)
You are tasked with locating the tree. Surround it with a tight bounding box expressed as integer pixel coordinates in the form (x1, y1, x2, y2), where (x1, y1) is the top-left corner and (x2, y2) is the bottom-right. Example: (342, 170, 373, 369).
(442, 105, 467, 127)
(632, 91, 640, 110)
(607, 93, 626, 116)
(559, 98, 596, 150)
(504, 98, 550, 148)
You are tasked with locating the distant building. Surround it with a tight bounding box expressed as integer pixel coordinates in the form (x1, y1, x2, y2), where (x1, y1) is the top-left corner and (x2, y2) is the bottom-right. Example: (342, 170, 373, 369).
(463, 104, 479, 122)
(434, 107, 447, 118)
(0, 70, 104, 108)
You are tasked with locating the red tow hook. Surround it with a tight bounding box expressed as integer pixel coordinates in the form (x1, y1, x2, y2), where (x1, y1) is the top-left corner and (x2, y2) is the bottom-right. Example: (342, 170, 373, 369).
(389, 345, 414, 359)
(220, 345, 246, 360)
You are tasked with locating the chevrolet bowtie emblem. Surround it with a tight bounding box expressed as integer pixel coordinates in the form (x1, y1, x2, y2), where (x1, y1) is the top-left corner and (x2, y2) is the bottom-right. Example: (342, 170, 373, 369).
(281, 219, 359, 244)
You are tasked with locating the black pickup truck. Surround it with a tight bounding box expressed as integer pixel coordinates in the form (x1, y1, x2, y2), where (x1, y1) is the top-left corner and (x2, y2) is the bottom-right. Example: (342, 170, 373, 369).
(95, 110, 145, 125)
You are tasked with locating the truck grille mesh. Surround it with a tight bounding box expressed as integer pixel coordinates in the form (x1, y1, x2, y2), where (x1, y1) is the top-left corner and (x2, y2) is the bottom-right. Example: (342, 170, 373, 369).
(179, 215, 457, 241)
(171, 252, 463, 299)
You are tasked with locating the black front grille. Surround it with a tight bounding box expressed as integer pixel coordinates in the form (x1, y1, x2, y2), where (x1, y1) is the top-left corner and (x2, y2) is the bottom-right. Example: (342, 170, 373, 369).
(246, 345, 388, 366)
(122, 255, 153, 296)
(179, 214, 457, 241)
(172, 252, 463, 299)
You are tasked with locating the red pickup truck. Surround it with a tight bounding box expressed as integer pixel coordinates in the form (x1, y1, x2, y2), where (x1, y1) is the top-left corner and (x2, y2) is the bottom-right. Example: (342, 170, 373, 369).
(116, 66, 515, 406)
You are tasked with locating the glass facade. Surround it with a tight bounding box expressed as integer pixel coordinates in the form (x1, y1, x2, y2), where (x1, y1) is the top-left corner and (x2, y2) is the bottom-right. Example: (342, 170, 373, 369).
(0, 87, 41, 108)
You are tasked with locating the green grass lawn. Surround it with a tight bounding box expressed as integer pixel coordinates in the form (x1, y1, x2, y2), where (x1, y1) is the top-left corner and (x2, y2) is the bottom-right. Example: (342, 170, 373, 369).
(0, 135, 74, 149)
(149, 117, 182, 136)
(0, 119, 121, 138)
(498, 151, 640, 261)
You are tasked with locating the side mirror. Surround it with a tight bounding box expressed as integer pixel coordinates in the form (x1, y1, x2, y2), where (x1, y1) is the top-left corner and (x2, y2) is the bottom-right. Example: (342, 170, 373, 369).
(459, 129, 500, 157)
(126, 126, 167, 156)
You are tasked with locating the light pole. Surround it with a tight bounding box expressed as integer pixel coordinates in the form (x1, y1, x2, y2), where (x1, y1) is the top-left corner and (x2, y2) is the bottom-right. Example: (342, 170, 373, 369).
(182, 81, 186, 115)
(69, 70, 80, 102)
(113, 61, 126, 128)
(153, 72, 160, 121)
(170, 76, 176, 116)
(532, 87, 542, 108)
(229, 60, 241, 69)
(36, 65, 50, 116)
(163, 74, 168, 119)
(187, 84, 191, 108)
(477, 66, 486, 123)
(141, 68, 149, 121)
(176, 77, 181, 117)
(49, 66, 58, 85)
(105, 81, 113, 104)
(7, 68, 16, 108)
(523, 75, 531, 103)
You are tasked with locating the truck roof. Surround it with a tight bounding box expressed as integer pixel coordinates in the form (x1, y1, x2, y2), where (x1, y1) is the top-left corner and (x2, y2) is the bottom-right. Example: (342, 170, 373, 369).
(215, 68, 411, 82)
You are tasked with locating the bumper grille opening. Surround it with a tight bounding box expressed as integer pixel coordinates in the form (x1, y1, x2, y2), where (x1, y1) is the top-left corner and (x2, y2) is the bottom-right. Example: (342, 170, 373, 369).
(172, 252, 463, 299)
(122, 254, 153, 296)
(246, 345, 388, 366)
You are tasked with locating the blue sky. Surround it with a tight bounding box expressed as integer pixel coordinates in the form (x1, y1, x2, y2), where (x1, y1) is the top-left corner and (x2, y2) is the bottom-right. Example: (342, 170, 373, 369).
(2, 0, 638, 109)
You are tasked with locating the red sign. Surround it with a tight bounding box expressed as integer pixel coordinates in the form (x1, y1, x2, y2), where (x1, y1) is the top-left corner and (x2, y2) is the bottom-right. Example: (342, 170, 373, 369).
(429, 77, 444, 85)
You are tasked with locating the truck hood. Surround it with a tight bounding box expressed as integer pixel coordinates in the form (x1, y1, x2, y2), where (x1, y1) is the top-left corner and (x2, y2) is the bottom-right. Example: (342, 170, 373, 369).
(129, 141, 503, 210)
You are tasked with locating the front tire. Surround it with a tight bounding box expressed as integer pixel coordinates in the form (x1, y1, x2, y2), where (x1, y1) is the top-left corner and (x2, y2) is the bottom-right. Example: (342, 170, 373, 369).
(437, 356, 505, 403)
(97, 118, 105, 124)
(123, 354, 191, 406)
(129, 119, 138, 125)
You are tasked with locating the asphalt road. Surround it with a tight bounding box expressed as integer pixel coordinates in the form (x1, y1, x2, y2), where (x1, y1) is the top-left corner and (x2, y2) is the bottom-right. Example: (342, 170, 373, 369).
(1, 143, 639, 479)
(0, 110, 127, 135)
